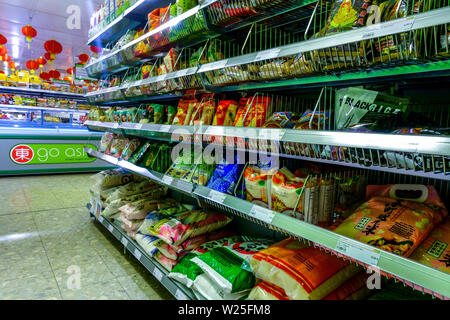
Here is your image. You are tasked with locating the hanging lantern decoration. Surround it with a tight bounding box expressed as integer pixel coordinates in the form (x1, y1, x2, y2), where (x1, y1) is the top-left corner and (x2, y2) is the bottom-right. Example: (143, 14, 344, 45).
(22, 25, 37, 49)
(0, 34, 6, 50)
(44, 40, 63, 60)
(8, 61, 17, 71)
(90, 46, 102, 57)
(3, 54, 11, 63)
(40, 72, 50, 81)
(26, 59, 39, 74)
(78, 53, 90, 65)
(63, 76, 72, 82)
(0, 46, 7, 61)
(49, 69, 61, 79)
(66, 67, 75, 75)
(36, 56, 47, 69)
(44, 52, 54, 65)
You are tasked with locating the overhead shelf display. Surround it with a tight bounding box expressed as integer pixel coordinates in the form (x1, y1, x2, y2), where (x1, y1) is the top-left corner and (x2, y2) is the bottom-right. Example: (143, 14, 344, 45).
(88, 0, 173, 47)
(84, 146, 450, 300)
(85, 6, 450, 104)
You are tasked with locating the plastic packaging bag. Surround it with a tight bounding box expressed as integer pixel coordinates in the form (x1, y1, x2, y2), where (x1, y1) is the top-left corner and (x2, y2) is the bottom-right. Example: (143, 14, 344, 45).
(90, 169, 142, 191)
(119, 198, 177, 220)
(334, 184, 448, 257)
(191, 239, 274, 294)
(135, 233, 159, 257)
(137, 204, 194, 235)
(150, 210, 232, 246)
(248, 281, 290, 300)
(250, 239, 361, 300)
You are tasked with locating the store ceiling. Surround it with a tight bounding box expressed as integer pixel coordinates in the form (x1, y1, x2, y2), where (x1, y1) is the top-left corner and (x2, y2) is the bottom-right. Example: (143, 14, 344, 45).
(0, 0, 103, 75)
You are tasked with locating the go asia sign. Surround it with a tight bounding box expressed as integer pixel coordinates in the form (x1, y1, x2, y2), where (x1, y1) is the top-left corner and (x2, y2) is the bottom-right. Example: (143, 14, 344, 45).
(10, 144, 97, 165)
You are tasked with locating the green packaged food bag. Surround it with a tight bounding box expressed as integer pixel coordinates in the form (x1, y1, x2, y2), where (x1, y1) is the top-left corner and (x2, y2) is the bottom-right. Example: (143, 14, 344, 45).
(128, 142, 152, 164)
(168, 236, 247, 288)
(190, 239, 274, 294)
(152, 104, 165, 124)
(166, 105, 177, 125)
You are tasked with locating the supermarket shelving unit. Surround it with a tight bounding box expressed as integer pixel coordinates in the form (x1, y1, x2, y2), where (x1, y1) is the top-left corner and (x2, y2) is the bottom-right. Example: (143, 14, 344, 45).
(84, 0, 450, 301)
(0, 85, 86, 101)
(87, 203, 196, 300)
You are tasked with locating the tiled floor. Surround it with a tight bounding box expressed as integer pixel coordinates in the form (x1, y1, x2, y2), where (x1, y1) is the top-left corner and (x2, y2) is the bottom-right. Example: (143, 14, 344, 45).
(0, 173, 174, 300)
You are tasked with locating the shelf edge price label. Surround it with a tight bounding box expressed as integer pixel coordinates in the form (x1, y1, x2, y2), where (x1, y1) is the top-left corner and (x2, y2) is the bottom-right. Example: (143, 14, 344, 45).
(203, 59, 228, 72)
(176, 69, 189, 77)
(159, 125, 171, 133)
(152, 267, 164, 281)
(254, 48, 281, 62)
(98, 215, 104, 223)
(162, 175, 174, 186)
(133, 249, 142, 261)
(121, 237, 128, 247)
(335, 237, 381, 267)
(249, 205, 276, 225)
(135, 123, 143, 130)
(107, 224, 114, 232)
(175, 289, 188, 300)
(209, 190, 226, 204)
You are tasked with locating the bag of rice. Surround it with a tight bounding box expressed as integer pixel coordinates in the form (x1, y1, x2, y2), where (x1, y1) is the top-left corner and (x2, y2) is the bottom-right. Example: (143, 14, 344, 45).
(119, 213, 143, 231)
(409, 217, 450, 274)
(154, 251, 178, 271)
(121, 223, 139, 239)
(244, 164, 274, 208)
(135, 233, 159, 257)
(322, 271, 370, 300)
(191, 239, 274, 294)
(192, 273, 250, 300)
(334, 184, 447, 257)
(119, 198, 178, 220)
(120, 139, 141, 161)
(168, 236, 245, 288)
(248, 281, 290, 300)
(99, 132, 115, 153)
(91, 169, 142, 191)
(250, 238, 361, 300)
(105, 180, 161, 203)
(155, 229, 235, 260)
(137, 204, 194, 235)
(150, 210, 232, 246)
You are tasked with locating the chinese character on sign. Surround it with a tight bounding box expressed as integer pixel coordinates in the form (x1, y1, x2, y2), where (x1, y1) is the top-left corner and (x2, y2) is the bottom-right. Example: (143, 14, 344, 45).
(10, 145, 34, 164)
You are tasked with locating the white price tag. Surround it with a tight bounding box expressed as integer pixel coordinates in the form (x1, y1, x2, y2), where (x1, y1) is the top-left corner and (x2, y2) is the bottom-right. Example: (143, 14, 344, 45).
(176, 69, 189, 77)
(361, 31, 376, 40)
(154, 74, 167, 82)
(248, 206, 276, 224)
(259, 129, 285, 141)
(255, 48, 281, 62)
(159, 125, 171, 133)
(335, 237, 380, 266)
(134, 80, 144, 86)
(209, 190, 226, 204)
(107, 224, 114, 232)
(112, 123, 119, 129)
(135, 123, 143, 130)
(133, 249, 142, 261)
(162, 175, 174, 186)
(175, 289, 188, 300)
(204, 59, 228, 71)
(98, 215, 104, 223)
(121, 237, 128, 247)
(152, 267, 164, 281)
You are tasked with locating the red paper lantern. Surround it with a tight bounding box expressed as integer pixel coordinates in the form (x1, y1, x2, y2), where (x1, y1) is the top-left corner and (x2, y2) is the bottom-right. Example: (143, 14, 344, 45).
(90, 46, 102, 57)
(26, 60, 39, 74)
(40, 72, 50, 81)
(22, 25, 37, 49)
(43, 52, 54, 65)
(36, 57, 47, 68)
(3, 54, 11, 63)
(49, 69, 61, 79)
(0, 34, 6, 47)
(78, 53, 90, 65)
(44, 40, 63, 60)
(0, 46, 7, 61)
(8, 61, 17, 71)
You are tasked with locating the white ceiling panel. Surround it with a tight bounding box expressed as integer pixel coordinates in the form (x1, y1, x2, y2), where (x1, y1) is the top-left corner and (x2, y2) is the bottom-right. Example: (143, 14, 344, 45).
(0, 0, 104, 76)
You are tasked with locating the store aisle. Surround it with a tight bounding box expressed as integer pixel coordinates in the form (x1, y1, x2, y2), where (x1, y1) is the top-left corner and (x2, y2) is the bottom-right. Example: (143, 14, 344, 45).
(0, 174, 173, 300)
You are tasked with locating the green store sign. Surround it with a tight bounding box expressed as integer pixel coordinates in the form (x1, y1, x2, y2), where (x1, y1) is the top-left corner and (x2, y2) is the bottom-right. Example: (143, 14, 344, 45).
(9, 143, 98, 165)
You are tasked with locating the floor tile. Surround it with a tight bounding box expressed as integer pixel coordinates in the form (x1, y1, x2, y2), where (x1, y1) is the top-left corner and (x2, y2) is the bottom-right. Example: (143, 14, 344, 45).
(53, 261, 116, 289)
(59, 278, 130, 300)
(0, 272, 60, 300)
(117, 273, 174, 300)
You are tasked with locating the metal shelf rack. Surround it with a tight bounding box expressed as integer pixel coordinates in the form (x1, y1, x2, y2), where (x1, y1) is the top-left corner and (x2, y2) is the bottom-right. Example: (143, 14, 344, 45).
(0, 85, 86, 100)
(84, 147, 450, 300)
(87, 203, 196, 300)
